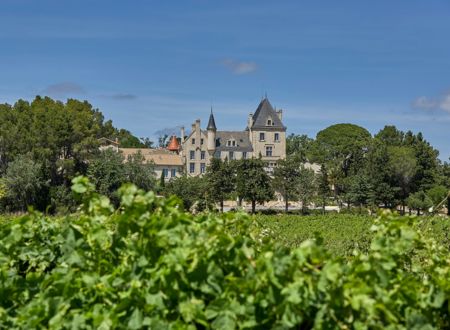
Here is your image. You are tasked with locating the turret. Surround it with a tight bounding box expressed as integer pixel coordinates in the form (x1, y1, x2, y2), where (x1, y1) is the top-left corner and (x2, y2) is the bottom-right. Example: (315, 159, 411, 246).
(207, 108, 217, 152)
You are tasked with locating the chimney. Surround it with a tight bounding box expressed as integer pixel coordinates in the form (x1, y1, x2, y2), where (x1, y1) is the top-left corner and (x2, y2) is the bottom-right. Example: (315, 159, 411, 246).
(195, 119, 200, 132)
(277, 109, 283, 121)
(180, 126, 185, 143)
(191, 122, 196, 132)
(248, 113, 253, 129)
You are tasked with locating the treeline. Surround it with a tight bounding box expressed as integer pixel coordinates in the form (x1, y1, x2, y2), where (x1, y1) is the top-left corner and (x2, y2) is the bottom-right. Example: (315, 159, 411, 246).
(1, 97, 449, 215)
(0, 96, 154, 213)
(163, 123, 450, 215)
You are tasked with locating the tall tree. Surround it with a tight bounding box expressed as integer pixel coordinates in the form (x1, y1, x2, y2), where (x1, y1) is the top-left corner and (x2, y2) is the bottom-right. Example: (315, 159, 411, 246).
(272, 158, 300, 212)
(388, 146, 417, 214)
(206, 158, 235, 212)
(316, 164, 330, 213)
(235, 158, 274, 213)
(286, 134, 313, 162)
(87, 149, 126, 204)
(3, 154, 46, 211)
(123, 151, 156, 191)
(297, 165, 316, 214)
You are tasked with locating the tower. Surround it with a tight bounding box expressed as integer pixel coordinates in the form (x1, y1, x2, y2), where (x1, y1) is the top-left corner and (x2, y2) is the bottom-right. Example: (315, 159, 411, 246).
(207, 108, 217, 152)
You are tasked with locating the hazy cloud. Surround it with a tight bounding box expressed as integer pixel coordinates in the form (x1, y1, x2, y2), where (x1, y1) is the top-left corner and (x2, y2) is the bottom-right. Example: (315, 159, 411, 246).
(221, 58, 258, 75)
(42, 82, 85, 96)
(412, 91, 450, 113)
(110, 93, 137, 100)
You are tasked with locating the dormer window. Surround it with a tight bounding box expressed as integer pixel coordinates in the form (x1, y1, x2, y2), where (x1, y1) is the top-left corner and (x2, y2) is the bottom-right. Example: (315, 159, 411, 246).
(227, 139, 236, 147)
(267, 119, 272, 126)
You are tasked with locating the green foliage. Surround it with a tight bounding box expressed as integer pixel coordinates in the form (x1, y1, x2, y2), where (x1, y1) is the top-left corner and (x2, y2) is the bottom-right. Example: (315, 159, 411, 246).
(87, 149, 155, 205)
(286, 134, 313, 161)
(427, 185, 448, 206)
(272, 158, 300, 212)
(206, 158, 235, 211)
(164, 175, 208, 211)
(2, 154, 47, 211)
(1, 180, 450, 328)
(407, 191, 433, 215)
(235, 158, 274, 213)
(0, 96, 146, 212)
(0, 178, 6, 200)
(311, 123, 371, 175)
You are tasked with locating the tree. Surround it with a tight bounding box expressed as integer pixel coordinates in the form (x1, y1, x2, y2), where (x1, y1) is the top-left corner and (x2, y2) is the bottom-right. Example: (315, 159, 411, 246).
(286, 134, 313, 162)
(87, 149, 126, 203)
(272, 158, 300, 212)
(316, 164, 330, 213)
(374, 125, 404, 146)
(407, 191, 432, 216)
(206, 158, 235, 212)
(164, 175, 208, 211)
(427, 185, 448, 206)
(388, 146, 417, 214)
(365, 140, 396, 208)
(235, 158, 274, 213)
(123, 152, 156, 191)
(3, 154, 46, 211)
(297, 165, 316, 214)
(345, 174, 372, 212)
(311, 123, 372, 176)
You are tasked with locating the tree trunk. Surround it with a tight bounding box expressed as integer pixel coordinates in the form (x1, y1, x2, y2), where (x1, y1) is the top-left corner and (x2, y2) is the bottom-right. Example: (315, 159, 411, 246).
(417, 208, 420, 216)
(447, 197, 450, 216)
(285, 193, 289, 213)
(251, 200, 256, 214)
(220, 200, 224, 213)
(402, 203, 405, 215)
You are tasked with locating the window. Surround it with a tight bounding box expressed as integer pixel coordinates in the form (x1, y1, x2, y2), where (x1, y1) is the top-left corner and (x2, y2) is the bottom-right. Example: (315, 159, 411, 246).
(274, 133, 279, 142)
(171, 169, 177, 177)
(242, 152, 247, 159)
(192, 138, 196, 145)
(229, 151, 234, 160)
(267, 119, 272, 126)
(259, 133, 265, 141)
(200, 138, 204, 145)
(162, 168, 169, 178)
(200, 163, 206, 174)
(227, 140, 235, 147)
(266, 146, 273, 157)
(201, 151, 206, 160)
(190, 150, 195, 160)
(189, 163, 195, 173)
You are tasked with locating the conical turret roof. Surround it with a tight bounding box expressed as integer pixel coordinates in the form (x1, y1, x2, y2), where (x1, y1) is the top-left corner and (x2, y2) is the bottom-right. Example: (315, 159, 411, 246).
(167, 135, 180, 152)
(207, 109, 217, 131)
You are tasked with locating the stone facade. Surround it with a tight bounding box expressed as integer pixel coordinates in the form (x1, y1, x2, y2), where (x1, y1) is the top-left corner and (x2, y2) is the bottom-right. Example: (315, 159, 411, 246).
(180, 97, 286, 176)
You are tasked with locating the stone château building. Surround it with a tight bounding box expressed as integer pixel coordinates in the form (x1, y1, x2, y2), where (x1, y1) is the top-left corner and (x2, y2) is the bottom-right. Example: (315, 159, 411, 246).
(180, 97, 286, 176)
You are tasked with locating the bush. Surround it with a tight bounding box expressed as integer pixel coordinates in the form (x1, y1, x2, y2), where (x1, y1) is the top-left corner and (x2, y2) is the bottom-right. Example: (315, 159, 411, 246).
(1, 177, 450, 328)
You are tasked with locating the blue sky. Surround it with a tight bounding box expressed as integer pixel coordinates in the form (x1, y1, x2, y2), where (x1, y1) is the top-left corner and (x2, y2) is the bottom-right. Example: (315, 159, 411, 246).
(1, 0, 449, 160)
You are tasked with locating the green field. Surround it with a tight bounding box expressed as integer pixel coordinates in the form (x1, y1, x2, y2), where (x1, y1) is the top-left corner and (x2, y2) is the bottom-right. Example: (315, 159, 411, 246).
(255, 213, 450, 256)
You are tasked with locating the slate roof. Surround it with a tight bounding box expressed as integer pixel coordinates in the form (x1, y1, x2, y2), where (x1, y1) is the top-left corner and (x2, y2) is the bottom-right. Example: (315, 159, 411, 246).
(214, 131, 253, 152)
(251, 98, 286, 130)
(207, 110, 217, 131)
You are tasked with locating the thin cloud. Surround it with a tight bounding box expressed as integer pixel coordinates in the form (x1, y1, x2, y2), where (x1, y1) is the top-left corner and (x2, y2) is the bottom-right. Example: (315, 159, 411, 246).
(42, 82, 85, 96)
(110, 93, 137, 100)
(221, 58, 258, 75)
(412, 90, 450, 114)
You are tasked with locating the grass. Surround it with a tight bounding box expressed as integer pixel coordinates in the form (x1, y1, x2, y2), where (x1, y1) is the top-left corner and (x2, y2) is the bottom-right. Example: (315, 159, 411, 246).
(255, 213, 450, 256)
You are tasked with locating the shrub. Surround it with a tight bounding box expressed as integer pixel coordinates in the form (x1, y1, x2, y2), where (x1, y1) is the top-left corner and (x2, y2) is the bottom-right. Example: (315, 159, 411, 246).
(0, 177, 449, 328)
